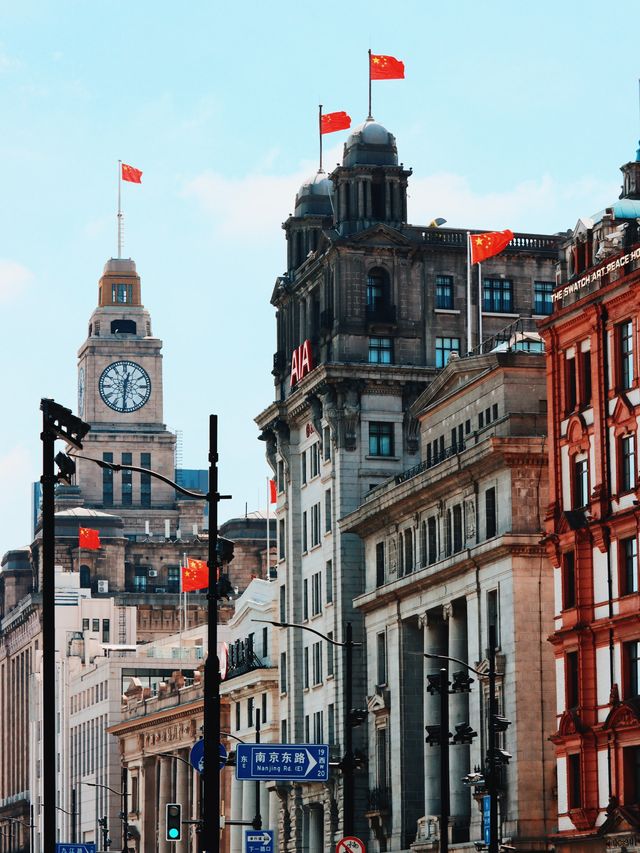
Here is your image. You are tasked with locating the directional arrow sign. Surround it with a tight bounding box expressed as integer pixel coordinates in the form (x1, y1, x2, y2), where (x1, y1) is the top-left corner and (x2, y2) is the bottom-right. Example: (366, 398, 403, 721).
(56, 845, 97, 853)
(189, 739, 228, 773)
(245, 829, 274, 853)
(235, 743, 329, 781)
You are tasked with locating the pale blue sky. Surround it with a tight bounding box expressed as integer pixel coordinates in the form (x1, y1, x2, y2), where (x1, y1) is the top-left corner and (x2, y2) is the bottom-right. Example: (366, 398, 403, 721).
(1, 0, 638, 548)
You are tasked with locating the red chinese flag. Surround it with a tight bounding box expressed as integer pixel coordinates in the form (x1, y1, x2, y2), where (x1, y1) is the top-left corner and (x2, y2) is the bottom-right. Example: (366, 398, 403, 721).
(269, 479, 277, 503)
(470, 229, 514, 265)
(370, 54, 405, 80)
(79, 527, 101, 550)
(121, 163, 143, 184)
(182, 557, 209, 592)
(320, 111, 352, 134)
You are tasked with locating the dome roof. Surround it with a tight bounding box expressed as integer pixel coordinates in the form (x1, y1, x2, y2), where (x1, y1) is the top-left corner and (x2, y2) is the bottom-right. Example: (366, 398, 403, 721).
(343, 118, 398, 167)
(294, 171, 332, 217)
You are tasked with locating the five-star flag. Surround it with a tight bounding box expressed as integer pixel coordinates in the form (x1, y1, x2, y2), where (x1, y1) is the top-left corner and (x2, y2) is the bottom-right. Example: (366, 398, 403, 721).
(181, 557, 209, 592)
(79, 527, 101, 550)
(269, 479, 277, 503)
(370, 53, 405, 80)
(470, 229, 514, 264)
(121, 163, 143, 184)
(320, 111, 352, 134)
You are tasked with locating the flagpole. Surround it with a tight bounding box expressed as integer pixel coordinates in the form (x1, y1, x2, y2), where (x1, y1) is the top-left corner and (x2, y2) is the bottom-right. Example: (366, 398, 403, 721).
(368, 49, 373, 119)
(466, 232, 472, 354)
(478, 262, 483, 350)
(117, 160, 123, 259)
(266, 478, 271, 580)
(319, 104, 323, 173)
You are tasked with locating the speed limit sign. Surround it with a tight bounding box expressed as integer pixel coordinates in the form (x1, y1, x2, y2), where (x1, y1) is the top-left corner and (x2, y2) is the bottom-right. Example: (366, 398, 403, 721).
(336, 837, 365, 853)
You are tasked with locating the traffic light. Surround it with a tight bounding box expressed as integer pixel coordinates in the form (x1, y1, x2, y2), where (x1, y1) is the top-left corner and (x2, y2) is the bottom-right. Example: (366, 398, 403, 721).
(348, 708, 368, 727)
(216, 536, 235, 565)
(451, 722, 477, 745)
(487, 746, 512, 766)
(492, 714, 511, 733)
(166, 803, 182, 841)
(451, 670, 474, 693)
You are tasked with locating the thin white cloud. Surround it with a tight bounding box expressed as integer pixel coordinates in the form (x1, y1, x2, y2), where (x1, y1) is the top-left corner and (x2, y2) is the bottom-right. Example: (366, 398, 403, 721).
(0, 47, 21, 72)
(0, 259, 33, 303)
(0, 445, 36, 548)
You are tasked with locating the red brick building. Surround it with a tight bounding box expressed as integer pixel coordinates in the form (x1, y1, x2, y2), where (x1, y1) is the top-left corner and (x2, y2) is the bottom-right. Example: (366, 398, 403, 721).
(539, 145, 640, 853)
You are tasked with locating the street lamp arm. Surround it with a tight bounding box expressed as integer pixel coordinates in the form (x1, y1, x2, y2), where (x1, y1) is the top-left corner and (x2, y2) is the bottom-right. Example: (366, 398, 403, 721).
(252, 618, 362, 647)
(83, 781, 124, 799)
(423, 652, 503, 679)
(70, 452, 208, 499)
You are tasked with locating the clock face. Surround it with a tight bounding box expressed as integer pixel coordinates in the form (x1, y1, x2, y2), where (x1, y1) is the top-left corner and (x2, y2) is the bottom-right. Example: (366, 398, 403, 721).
(99, 360, 151, 413)
(78, 367, 85, 417)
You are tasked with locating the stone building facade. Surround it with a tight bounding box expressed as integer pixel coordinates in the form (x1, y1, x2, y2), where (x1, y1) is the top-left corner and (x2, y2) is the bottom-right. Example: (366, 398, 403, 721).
(256, 116, 561, 852)
(341, 349, 556, 853)
(539, 143, 640, 853)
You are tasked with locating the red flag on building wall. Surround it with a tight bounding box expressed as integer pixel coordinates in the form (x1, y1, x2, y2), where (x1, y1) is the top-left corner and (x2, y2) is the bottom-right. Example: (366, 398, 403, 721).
(182, 557, 209, 591)
(470, 229, 514, 264)
(79, 527, 101, 550)
(320, 111, 352, 134)
(370, 54, 405, 80)
(121, 163, 143, 183)
(269, 479, 277, 503)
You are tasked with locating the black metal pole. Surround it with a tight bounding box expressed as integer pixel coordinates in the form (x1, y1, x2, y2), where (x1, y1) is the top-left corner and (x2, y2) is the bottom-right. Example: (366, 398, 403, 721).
(203, 414, 220, 853)
(254, 709, 262, 830)
(439, 667, 449, 853)
(41, 407, 57, 853)
(71, 788, 77, 843)
(344, 622, 354, 837)
(122, 767, 129, 853)
(488, 625, 498, 853)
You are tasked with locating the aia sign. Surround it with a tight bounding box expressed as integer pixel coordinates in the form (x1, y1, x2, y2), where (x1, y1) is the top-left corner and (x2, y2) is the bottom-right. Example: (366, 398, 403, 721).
(290, 340, 314, 388)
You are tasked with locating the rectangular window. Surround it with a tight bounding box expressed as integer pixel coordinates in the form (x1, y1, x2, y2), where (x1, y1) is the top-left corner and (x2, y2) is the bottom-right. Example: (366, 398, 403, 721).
(479, 411, 484, 429)
(311, 503, 321, 547)
(420, 522, 427, 567)
(533, 280, 553, 315)
(325, 559, 333, 604)
(280, 652, 287, 693)
(102, 452, 113, 507)
(328, 704, 335, 744)
(483, 278, 513, 313)
(167, 566, 180, 593)
(453, 504, 463, 552)
(621, 434, 636, 492)
(312, 641, 323, 685)
(121, 452, 132, 506)
(313, 710, 323, 743)
(140, 452, 151, 508)
(376, 727, 389, 788)
(323, 426, 331, 460)
(92, 618, 99, 632)
(376, 542, 385, 587)
(101, 619, 110, 643)
(581, 350, 592, 407)
(562, 551, 576, 609)
(247, 697, 254, 728)
(303, 578, 309, 620)
(310, 444, 320, 478)
(428, 517, 437, 565)
(304, 647, 310, 689)
(620, 320, 634, 391)
(369, 422, 394, 457)
(574, 458, 589, 508)
(112, 283, 132, 303)
(133, 567, 147, 592)
(435, 336, 460, 368)
(626, 641, 640, 698)
(262, 627, 268, 658)
(281, 719, 288, 742)
(622, 537, 639, 595)
(485, 487, 496, 539)
(235, 702, 241, 731)
(279, 584, 286, 621)
(277, 459, 285, 493)
(301, 450, 307, 485)
(403, 529, 413, 574)
(261, 692, 267, 724)
(492, 404, 498, 420)
(435, 275, 454, 309)
(311, 572, 322, 616)
(377, 632, 387, 686)
(565, 355, 577, 414)
(566, 651, 579, 709)
(624, 746, 640, 804)
(568, 753, 582, 809)
(369, 336, 394, 364)
(325, 489, 332, 533)
(327, 632, 334, 676)
(82, 618, 89, 631)
(305, 715, 310, 743)
(278, 518, 286, 560)
(487, 589, 500, 648)
(302, 511, 308, 552)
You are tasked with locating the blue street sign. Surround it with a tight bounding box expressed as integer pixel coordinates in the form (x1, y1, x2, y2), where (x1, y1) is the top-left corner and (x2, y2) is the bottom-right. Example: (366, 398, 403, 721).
(56, 845, 96, 853)
(189, 739, 228, 773)
(235, 743, 329, 781)
(482, 795, 491, 846)
(245, 829, 274, 853)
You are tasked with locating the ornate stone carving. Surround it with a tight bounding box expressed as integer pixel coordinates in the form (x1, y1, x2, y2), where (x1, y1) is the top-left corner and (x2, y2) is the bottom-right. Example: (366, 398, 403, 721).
(321, 381, 362, 451)
(442, 602, 453, 622)
(465, 499, 476, 538)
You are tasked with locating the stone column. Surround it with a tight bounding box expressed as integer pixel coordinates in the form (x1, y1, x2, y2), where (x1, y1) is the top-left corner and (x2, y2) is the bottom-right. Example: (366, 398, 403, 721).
(241, 780, 257, 828)
(260, 785, 270, 832)
(447, 600, 471, 834)
(357, 180, 365, 220)
(230, 776, 244, 853)
(142, 757, 158, 853)
(158, 756, 172, 853)
(308, 807, 323, 853)
(384, 179, 392, 220)
(365, 179, 372, 219)
(176, 752, 189, 853)
(268, 790, 280, 850)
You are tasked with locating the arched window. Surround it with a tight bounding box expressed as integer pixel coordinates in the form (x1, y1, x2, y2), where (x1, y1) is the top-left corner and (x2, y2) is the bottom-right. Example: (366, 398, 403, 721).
(79, 565, 91, 588)
(366, 267, 390, 314)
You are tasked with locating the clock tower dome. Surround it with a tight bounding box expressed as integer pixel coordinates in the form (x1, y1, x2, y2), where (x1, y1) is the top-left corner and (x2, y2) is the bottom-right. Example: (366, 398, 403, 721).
(75, 258, 184, 535)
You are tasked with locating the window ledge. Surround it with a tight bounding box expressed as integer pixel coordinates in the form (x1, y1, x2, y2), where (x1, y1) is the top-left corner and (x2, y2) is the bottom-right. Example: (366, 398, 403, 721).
(434, 308, 460, 315)
(482, 311, 519, 319)
(365, 455, 400, 462)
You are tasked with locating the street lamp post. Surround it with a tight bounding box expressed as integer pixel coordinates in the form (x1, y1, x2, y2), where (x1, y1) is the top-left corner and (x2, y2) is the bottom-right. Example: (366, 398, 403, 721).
(84, 781, 130, 853)
(254, 618, 365, 837)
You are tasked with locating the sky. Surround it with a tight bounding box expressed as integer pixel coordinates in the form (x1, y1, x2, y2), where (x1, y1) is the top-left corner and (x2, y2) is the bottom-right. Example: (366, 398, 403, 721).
(1, 0, 639, 549)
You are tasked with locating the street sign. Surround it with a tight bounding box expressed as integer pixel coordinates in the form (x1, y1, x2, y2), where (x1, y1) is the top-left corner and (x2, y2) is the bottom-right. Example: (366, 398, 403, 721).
(245, 829, 274, 853)
(189, 739, 228, 773)
(482, 795, 491, 846)
(56, 845, 96, 853)
(235, 743, 329, 781)
(336, 836, 366, 853)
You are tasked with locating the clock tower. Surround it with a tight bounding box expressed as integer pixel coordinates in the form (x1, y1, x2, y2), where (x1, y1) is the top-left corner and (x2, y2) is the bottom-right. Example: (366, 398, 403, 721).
(75, 258, 187, 536)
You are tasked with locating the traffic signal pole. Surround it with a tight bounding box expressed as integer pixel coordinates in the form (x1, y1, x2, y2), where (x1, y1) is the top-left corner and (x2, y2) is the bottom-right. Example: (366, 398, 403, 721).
(488, 625, 498, 853)
(439, 667, 450, 853)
